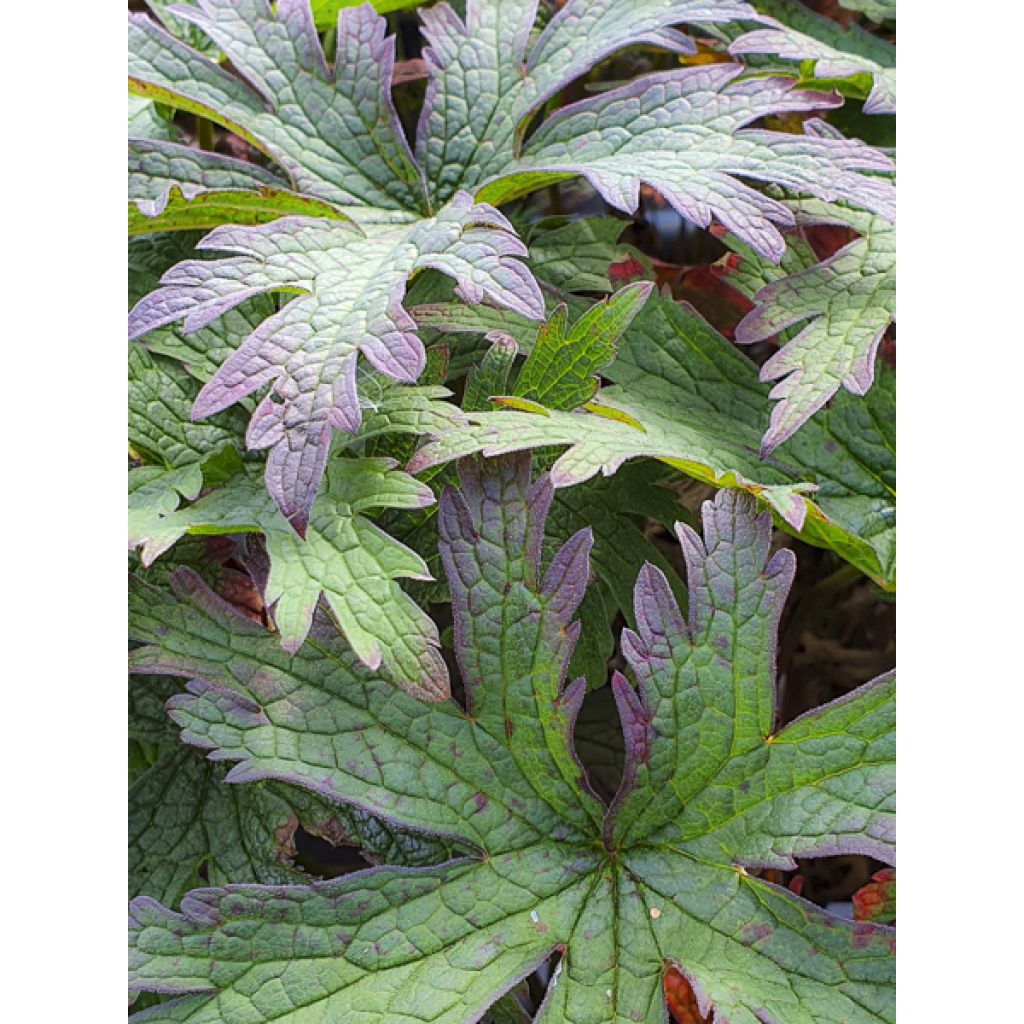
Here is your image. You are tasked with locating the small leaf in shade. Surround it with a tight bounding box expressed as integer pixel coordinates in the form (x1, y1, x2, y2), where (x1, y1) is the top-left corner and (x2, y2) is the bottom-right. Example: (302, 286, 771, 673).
(853, 868, 896, 923)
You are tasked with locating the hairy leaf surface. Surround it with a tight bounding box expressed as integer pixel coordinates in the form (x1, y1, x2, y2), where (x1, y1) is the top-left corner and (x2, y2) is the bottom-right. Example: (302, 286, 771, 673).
(129, 456, 893, 1023)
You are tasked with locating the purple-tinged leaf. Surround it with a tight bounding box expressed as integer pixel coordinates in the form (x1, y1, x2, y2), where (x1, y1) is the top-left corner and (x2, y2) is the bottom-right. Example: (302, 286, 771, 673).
(735, 190, 896, 452)
(129, 460, 893, 1023)
(478, 64, 894, 262)
(417, 0, 761, 201)
(128, 0, 427, 211)
(128, 139, 347, 235)
(128, 193, 543, 531)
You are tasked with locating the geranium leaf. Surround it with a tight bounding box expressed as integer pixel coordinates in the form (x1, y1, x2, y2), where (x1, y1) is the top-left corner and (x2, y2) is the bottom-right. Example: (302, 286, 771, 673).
(129, 0, 427, 211)
(128, 194, 543, 532)
(838, 0, 896, 23)
(525, 216, 653, 294)
(513, 282, 653, 410)
(129, 457, 448, 698)
(735, 191, 896, 451)
(128, 139, 346, 235)
(408, 296, 895, 587)
(478, 64, 894, 261)
(730, 0, 896, 115)
(128, 456, 893, 1023)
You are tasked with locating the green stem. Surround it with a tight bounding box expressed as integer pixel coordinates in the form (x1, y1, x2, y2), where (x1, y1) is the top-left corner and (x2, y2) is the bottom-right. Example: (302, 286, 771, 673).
(196, 115, 214, 152)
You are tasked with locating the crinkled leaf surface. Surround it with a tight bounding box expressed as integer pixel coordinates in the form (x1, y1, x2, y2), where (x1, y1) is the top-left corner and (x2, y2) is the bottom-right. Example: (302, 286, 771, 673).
(130, 457, 448, 699)
(525, 216, 653, 295)
(129, 0, 427, 211)
(730, 0, 896, 115)
(408, 296, 895, 586)
(478, 63, 895, 261)
(513, 282, 653, 410)
(129, 456, 894, 1023)
(417, 0, 759, 203)
(734, 193, 895, 450)
(128, 139, 346, 235)
(838, 0, 896, 22)
(129, 672, 453, 909)
(128, 193, 543, 532)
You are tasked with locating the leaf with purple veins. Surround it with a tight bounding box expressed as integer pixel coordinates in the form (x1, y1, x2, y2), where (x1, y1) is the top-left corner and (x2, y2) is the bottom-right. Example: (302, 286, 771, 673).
(128, 193, 543, 532)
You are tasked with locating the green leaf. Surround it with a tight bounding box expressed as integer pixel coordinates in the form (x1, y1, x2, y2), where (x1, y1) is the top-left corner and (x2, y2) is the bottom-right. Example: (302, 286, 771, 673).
(408, 296, 895, 587)
(129, 458, 448, 699)
(526, 216, 652, 294)
(477, 64, 894, 261)
(130, 676, 453, 908)
(730, 0, 896, 115)
(513, 282, 653, 411)
(129, 195, 543, 534)
(838, 0, 896, 22)
(129, 457, 894, 1023)
(417, 0, 760, 202)
(128, 140, 347, 235)
(128, 346, 246, 469)
(311, 1, 431, 31)
(735, 189, 896, 450)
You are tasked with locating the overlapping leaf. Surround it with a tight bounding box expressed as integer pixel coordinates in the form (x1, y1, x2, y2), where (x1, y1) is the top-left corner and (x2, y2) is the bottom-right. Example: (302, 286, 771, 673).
(409, 296, 896, 586)
(734, 190, 896, 451)
(128, 456, 894, 1023)
(129, 672, 453, 909)
(478, 63, 895, 261)
(131, 457, 448, 699)
(129, 0, 427, 211)
(129, 194, 543, 532)
(730, 0, 896, 115)
(416, 0, 760, 202)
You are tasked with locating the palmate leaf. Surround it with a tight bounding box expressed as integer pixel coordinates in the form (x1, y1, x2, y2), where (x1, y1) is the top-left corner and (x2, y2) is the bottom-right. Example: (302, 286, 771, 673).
(129, 194, 544, 532)
(129, 0, 427, 212)
(128, 0, 895, 524)
(416, 0, 761, 202)
(478, 63, 894, 261)
(128, 455, 894, 1023)
(130, 674, 453, 908)
(409, 296, 896, 587)
(734, 191, 896, 451)
(130, 458, 448, 700)
(730, 0, 896, 115)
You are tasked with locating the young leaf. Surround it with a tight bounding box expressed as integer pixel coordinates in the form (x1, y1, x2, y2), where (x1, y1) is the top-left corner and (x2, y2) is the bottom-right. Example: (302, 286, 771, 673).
(730, 0, 896, 115)
(478, 64, 895, 261)
(129, 459, 448, 699)
(735, 193, 896, 451)
(128, 194, 544, 533)
(128, 456, 894, 1023)
(853, 868, 896, 924)
(513, 281, 653, 410)
(408, 296, 896, 587)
